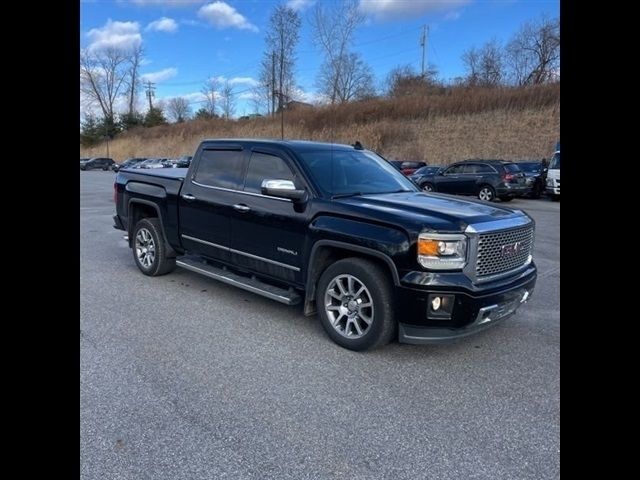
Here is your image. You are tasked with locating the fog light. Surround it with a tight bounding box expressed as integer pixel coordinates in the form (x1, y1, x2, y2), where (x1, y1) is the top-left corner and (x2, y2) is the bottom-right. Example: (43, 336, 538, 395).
(431, 296, 442, 311)
(427, 294, 455, 320)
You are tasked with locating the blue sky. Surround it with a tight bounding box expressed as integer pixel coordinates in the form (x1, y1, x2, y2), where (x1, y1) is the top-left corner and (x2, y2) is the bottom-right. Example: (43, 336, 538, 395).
(80, 0, 559, 118)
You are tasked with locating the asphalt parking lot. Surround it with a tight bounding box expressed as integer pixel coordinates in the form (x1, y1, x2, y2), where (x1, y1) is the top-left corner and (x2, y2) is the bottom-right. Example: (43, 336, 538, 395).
(80, 170, 559, 480)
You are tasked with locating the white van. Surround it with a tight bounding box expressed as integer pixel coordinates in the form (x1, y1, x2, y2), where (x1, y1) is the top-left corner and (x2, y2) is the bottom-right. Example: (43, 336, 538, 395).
(546, 150, 560, 200)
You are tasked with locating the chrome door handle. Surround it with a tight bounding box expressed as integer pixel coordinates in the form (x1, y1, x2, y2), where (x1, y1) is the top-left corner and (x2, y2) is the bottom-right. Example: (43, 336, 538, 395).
(182, 193, 196, 201)
(233, 204, 251, 212)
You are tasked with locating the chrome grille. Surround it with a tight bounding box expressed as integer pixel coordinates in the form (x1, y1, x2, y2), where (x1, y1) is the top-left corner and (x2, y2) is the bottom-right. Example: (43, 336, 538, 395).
(476, 225, 534, 278)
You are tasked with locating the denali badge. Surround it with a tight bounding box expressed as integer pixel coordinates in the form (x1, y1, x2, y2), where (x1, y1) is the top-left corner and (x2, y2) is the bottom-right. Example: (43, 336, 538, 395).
(277, 247, 298, 256)
(501, 241, 522, 257)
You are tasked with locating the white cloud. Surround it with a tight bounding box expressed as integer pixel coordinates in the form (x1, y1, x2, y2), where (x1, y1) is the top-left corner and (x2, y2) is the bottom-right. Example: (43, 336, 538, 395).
(87, 19, 142, 51)
(146, 17, 179, 33)
(358, 0, 471, 21)
(286, 0, 316, 10)
(130, 0, 204, 6)
(445, 11, 462, 20)
(141, 67, 178, 83)
(197, 1, 258, 32)
(212, 76, 259, 87)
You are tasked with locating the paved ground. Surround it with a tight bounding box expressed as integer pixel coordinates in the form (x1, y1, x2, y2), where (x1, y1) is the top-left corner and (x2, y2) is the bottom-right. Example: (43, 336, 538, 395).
(80, 170, 559, 480)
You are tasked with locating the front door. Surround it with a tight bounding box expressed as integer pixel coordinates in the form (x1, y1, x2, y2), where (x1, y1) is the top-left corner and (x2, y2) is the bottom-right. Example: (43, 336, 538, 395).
(178, 146, 247, 262)
(437, 164, 466, 193)
(229, 149, 309, 285)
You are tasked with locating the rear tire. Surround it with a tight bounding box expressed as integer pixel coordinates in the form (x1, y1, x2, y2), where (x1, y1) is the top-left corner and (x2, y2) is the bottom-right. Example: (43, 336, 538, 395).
(421, 183, 434, 192)
(478, 185, 496, 202)
(316, 258, 396, 351)
(132, 218, 175, 276)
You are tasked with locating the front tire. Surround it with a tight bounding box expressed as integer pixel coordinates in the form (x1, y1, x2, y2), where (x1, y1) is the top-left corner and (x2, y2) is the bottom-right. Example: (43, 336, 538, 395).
(132, 218, 175, 276)
(316, 258, 396, 351)
(421, 183, 434, 192)
(478, 185, 496, 202)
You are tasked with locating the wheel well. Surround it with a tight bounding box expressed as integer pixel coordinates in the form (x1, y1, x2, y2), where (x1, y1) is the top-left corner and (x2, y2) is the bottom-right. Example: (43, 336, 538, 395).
(128, 203, 159, 248)
(303, 245, 397, 316)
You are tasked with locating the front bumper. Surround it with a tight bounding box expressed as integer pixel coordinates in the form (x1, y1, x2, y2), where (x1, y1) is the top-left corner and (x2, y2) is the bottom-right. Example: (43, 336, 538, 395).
(396, 265, 537, 344)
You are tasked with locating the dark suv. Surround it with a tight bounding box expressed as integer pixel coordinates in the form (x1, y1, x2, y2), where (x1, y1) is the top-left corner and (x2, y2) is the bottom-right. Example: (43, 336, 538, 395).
(80, 157, 115, 171)
(418, 160, 527, 202)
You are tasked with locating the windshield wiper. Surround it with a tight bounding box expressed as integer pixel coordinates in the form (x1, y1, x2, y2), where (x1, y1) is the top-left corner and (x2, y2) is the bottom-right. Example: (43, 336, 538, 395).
(331, 192, 364, 199)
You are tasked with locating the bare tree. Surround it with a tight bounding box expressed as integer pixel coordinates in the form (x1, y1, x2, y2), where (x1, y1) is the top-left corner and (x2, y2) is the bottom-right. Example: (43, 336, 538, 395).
(386, 64, 438, 97)
(126, 45, 144, 115)
(80, 47, 130, 124)
(318, 53, 375, 102)
(462, 40, 504, 87)
(167, 97, 191, 123)
(506, 17, 560, 85)
(220, 81, 236, 119)
(259, 4, 301, 115)
(201, 77, 219, 117)
(312, 0, 367, 104)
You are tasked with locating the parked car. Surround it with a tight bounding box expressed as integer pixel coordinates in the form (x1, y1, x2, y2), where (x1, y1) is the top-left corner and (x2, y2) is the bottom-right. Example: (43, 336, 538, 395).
(399, 161, 428, 176)
(114, 139, 536, 351)
(516, 161, 547, 199)
(80, 157, 115, 171)
(409, 166, 443, 189)
(169, 155, 192, 168)
(388, 160, 404, 171)
(112, 157, 147, 172)
(546, 150, 560, 201)
(137, 158, 169, 169)
(417, 159, 528, 202)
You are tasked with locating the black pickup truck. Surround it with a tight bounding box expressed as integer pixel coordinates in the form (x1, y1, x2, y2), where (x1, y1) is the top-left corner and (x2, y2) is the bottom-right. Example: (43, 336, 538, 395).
(113, 139, 537, 351)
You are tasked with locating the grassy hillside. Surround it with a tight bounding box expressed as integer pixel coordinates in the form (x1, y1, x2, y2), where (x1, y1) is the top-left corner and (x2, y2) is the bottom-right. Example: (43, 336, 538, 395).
(81, 83, 559, 164)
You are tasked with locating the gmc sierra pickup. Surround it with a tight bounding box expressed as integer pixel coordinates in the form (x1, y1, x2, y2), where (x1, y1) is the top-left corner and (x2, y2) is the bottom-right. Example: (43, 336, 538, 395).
(113, 139, 537, 351)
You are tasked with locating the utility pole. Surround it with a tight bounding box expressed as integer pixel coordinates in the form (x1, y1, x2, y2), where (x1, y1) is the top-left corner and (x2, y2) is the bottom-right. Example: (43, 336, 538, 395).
(145, 81, 156, 110)
(420, 25, 429, 77)
(279, 49, 285, 140)
(271, 51, 276, 116)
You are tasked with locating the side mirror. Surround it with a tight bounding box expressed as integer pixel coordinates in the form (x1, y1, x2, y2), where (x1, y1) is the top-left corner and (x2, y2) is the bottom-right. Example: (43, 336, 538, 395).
(261, 179, 307, 202)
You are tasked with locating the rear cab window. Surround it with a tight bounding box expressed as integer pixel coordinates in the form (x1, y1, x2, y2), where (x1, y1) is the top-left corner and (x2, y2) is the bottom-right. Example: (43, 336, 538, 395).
(193, 149, 245, 189)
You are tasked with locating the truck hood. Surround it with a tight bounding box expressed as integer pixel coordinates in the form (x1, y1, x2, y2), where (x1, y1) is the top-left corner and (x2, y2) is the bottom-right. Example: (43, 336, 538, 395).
(336, 191, 527, 232)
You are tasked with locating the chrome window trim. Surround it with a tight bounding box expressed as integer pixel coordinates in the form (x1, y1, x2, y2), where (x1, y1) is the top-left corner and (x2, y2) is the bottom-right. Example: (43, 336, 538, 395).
(190, 180, 293, 202)
(181, 234, 301, 272)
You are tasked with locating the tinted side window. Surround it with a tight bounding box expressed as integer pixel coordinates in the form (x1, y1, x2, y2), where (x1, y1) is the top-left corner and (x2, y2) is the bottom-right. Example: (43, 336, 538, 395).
(243, 152, 294, 193)
(194, 149, 245, 189)
(444, 164, 464, 174)
(503, 163, 521, 173)
(462, 164, 479, 174)
(476, 164, 496, 173)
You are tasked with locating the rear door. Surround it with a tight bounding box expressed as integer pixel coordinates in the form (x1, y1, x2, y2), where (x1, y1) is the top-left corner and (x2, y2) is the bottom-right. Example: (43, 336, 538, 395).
(178, 145, 247, 262)
(229, 148, 309, 284)
(459, 164, 483, 194)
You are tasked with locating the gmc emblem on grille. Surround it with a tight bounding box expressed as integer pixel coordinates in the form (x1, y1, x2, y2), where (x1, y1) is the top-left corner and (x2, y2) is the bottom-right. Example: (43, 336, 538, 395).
(501, 241, 522, 256)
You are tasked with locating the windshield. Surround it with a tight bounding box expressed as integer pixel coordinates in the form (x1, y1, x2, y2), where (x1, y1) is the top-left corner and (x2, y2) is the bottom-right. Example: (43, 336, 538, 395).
(298, 149, 417, 197)
(518, 163, 541, 173)
(549, 152, 560, 169)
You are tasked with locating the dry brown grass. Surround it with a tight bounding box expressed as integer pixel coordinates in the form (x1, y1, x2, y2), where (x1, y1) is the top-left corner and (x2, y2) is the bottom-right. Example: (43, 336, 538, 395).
(81, 83, 559, 164)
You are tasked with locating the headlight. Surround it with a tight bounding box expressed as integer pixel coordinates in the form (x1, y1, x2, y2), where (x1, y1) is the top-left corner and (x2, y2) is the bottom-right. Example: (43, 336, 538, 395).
(417, 233, 467, 270)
